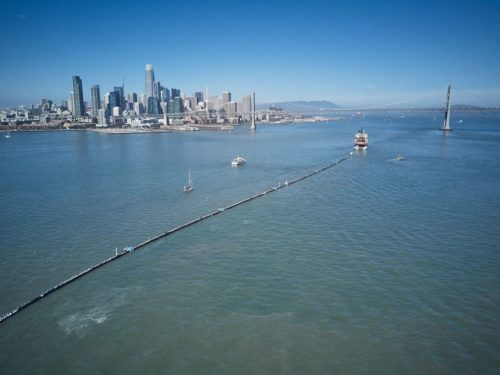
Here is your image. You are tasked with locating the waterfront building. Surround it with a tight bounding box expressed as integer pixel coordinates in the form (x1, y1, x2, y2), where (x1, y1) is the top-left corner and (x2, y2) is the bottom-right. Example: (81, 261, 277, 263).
(171, 88, 181, 98)
(91, 85, 101, 117)
(112, 106, 121, 117)
(145, 64, 155, 108)
(97, 108, 109, 127)
(72, 76, 85, 117)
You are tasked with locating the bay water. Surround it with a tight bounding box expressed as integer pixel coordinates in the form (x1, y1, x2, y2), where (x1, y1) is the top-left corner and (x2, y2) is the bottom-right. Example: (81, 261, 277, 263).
(0, 113, 499, 373)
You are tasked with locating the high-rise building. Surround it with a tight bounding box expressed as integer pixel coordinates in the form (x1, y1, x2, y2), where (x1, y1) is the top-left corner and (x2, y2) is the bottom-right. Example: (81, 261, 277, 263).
(97, 108, 109, 127)
(225, 101, 237, 116)
(194, 92, 203, 102)
(145, 64, 155, 105)
(114, 86, 125, 110)
(241, 94, 252, 120)
(222, 91, 231, 105)
(172, 97, 183, 113)
(148, 97, 162, 115)
(108, 91, 120, 115)
(72, 76, 85, 117)
(187, 96, 198, 111)
(128, 92, 138, 103)
(91, 85, 101, 117)
(161, 87, 170, 103)
(68, 92, 75, 115)
(133, 102, 144, 115)
(171, 88, 181, 98)
(153, 81, 161, 99)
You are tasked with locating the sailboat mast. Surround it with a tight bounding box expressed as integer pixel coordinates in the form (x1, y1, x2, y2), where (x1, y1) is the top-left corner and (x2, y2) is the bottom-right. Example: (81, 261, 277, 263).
(442, 85, 452, 131)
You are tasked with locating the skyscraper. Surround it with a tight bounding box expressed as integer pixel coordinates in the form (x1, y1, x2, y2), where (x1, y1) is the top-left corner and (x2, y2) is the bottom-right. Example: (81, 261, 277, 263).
(145, 64, 155, 108)
(161, 87, 170, 103)
(148, 97, 162, 115)
(171, 88, 180, 98)
(72, 76, 85, 117)
(68, 92, 75, 115)
(172, 97, 183, 113)
(222, 91, 231, 105)
(153, 81, 161, 99)
(128, 92, 138, 103)
(241, 94, 252, 120)
(114, 86, 125, 110)
(91, 85, 101, 117)
(108, 91, 121, 115)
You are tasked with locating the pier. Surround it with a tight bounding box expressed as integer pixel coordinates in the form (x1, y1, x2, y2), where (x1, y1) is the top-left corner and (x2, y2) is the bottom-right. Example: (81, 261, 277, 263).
(0, 152, 352, 324)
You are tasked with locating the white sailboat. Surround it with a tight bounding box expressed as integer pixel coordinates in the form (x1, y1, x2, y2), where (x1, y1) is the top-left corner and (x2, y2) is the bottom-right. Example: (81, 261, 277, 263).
(183, 169, 193, 192)
(5, 130, 11, 138)
(441, 85, 452, 131)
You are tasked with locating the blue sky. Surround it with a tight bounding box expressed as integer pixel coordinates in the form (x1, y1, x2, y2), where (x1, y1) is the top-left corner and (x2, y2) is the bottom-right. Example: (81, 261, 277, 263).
(1, 0, 499, 107)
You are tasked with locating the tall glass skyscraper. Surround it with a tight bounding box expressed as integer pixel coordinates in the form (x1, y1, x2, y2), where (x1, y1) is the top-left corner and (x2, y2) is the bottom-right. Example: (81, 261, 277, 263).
(113, 86, 125, 110)
(171, 88, 180, 98)
(72, 76, 85, 117)
(91, 85, 101, 117)
(145, 64, 155, 112)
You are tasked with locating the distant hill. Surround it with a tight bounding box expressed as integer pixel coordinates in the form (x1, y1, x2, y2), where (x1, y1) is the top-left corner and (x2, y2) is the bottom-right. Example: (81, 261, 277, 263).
(451, 104, 486, 110)
(257, 100, 342, 110)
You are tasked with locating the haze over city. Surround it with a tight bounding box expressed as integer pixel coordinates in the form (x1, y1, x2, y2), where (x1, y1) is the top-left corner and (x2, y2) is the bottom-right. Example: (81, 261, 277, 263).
(1, 0, 499, 108)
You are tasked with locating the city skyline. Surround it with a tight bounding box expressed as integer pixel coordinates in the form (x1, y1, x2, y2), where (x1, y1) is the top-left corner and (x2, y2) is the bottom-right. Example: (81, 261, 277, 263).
(1, 0, 499, 108)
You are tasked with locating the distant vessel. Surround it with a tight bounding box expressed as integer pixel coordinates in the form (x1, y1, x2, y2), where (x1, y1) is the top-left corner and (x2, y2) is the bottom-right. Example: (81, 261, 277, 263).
(441, 85, 452, 131)
(5, 131, 11, 138)
(231, 156, 246, 166)
(395, 155, 405, 161)
(354, 127, 368, 150)
(183, 169, 193, 192)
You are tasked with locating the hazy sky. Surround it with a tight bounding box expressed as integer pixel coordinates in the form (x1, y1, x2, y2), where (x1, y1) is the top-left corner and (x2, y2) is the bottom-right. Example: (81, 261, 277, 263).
(1, 0, 499, 107)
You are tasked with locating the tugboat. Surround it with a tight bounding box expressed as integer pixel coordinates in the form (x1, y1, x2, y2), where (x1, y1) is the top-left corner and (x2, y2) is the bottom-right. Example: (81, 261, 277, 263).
(354, 127, 368, 150)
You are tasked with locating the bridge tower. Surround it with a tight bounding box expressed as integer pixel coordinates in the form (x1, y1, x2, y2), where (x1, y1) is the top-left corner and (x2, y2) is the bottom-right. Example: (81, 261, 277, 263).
(441, 85, 452, 131)
(250, 91, 256, 130)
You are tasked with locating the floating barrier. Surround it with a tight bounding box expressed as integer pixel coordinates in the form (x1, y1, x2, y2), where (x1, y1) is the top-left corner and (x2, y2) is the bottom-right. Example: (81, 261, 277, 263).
(0, 152, 352, 324)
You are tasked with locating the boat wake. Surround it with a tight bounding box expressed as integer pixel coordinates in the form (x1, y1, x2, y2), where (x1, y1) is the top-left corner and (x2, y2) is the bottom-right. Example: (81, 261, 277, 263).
(57, 286, 140, 337)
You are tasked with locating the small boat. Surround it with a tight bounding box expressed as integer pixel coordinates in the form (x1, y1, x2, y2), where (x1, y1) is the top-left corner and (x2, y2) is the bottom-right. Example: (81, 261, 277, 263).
(354, 127, 368, 150)
(5, 131, 11, 138)
(231, 156, 246, 166)
(183, 169, 193, 192)
(395, 155, 405, 161)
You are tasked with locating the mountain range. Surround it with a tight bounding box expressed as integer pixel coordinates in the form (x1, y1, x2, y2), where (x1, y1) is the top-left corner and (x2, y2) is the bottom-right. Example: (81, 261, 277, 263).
(256, 100, 342, 110)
